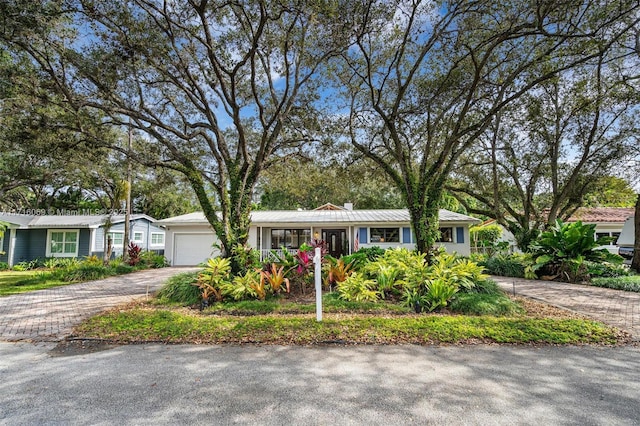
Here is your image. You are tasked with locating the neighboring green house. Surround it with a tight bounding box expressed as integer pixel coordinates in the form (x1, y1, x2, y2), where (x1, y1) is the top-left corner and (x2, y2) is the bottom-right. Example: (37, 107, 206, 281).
(0, 213, 165, 267)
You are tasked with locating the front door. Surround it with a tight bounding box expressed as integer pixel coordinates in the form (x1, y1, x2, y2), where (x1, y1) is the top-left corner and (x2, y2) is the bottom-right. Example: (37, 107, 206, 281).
(323, 229, 346, 258)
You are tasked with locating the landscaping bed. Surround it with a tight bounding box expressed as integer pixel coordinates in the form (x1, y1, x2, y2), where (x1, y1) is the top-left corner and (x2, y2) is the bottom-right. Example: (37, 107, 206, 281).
(70, 295, 630, 346)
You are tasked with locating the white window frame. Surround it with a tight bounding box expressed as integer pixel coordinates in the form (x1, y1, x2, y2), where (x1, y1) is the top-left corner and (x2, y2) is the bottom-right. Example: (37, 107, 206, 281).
(133, 231, 144, 243)
(369, 227, 400, 244)
(0, 235, 4, 256)
(46, 229, 80, 258)
(106, 231, 125, 247)
(150, 232, 165, 246)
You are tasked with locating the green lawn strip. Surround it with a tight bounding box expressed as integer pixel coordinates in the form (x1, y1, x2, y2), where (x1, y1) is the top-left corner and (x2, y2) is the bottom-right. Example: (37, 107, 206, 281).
(0, 271, 68, 296)
(197, 295, 411, 316)
(73, 308, 621, 345)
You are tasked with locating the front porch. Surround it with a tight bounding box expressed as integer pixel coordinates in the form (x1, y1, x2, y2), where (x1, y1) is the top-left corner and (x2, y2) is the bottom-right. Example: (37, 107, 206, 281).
(255, 226, 352, 261)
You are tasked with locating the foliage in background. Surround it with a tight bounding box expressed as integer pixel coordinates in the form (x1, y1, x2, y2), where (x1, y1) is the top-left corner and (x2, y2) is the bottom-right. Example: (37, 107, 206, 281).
(530, 220, 623, 283)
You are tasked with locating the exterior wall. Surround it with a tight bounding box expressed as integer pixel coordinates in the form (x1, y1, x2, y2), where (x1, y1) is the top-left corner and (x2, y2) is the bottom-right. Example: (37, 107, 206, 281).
(93, 220, 166, 253)
(592, 223, 625, 254)
(255, 223, 473, 256)
(12, 229, 47, 263)
(166, 222, 474, 263)
(355, 223, 473, 256)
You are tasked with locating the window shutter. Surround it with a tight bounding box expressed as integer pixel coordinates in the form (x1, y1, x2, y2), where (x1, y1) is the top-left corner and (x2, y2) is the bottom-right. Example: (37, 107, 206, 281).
(456, 227, 464, 244)
(359, 227, 368, 244)
(402, 227, 411, 244)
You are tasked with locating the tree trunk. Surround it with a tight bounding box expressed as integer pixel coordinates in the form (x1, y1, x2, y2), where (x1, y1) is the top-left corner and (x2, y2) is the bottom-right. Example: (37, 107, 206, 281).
(631, 194, 640, 273)
(408, 188, 442, 264)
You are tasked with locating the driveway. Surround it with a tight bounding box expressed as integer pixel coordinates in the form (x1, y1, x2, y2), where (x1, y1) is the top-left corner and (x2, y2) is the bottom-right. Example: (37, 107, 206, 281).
(0, 267, 199, 342)
(1, 343, 639, 425)
(492, 275, 640, 341)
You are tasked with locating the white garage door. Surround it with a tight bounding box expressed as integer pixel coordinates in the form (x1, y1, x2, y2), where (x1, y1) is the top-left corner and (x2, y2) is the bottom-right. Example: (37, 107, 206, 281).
(173, 233, 219, 266)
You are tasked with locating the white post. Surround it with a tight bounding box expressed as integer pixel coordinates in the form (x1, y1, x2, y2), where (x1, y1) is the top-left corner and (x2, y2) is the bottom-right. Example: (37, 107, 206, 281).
(313, 247, 322, 322)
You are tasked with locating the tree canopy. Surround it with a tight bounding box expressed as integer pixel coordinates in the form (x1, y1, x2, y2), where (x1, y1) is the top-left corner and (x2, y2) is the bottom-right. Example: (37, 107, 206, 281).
(331, 0, 640, 256)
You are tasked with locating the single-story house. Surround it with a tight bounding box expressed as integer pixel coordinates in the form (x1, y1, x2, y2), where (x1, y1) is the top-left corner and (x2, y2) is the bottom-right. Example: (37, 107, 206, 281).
(155, 204, 480, 266)
(475, 207, 635, 254)
(0, 213, 165, 267)
(617, 215, 635, 260)
(568, 207, 635, 253)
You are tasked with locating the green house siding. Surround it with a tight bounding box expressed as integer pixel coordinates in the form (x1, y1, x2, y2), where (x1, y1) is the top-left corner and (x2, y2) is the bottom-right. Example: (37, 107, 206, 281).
(79, 229, 91, 257)
(13, 229, 47, 263)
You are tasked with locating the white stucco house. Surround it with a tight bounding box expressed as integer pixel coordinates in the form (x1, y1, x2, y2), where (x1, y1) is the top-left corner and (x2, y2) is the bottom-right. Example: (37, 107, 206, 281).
(155, 204, 480, 266)
(568, 207, 634, 253)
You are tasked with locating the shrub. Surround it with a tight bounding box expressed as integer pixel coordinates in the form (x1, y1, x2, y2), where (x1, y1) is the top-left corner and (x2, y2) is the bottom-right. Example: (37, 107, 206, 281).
(195, 257, 232, 304)
(423, 278, 458, 312)
(364, 247, 428, 286)
(224, 269, 262, 301)
(156, 271, 201, 305)
(127, 243, 142, 266)
(114, 264, 135, 274)
(140, 251, 169, 268)
(586, 261, 630, 278)
(12, 260, 41, 271)
(590, 275, 640, 292)
(231, 244, 261, 275)
(530, 220, 623, 283)
(450, 293, 523, 316)
(0, 262, 9, 271)
(356, 246, 386, 262)
(470, 279, 503, 295)
(428, 253, 487, 292)
(64, 264, 110, 282)
(337, 272, 380, 302)
(260, 263, 290, 294)
(324, 257, 356, 290)
(481, 254, 528, 278)
(83, 255, 103, 266)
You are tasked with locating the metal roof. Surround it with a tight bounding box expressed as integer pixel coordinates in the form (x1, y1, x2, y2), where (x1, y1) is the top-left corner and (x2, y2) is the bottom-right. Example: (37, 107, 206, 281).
(156, 209, 480, 226)
(0, 213, 154, 229)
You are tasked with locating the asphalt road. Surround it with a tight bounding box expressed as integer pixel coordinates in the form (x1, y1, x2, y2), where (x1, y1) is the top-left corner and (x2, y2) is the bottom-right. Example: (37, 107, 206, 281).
(1, 342, 639, 425)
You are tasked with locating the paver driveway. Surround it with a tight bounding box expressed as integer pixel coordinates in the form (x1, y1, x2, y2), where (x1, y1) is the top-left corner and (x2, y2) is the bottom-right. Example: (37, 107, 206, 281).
(493, 275, 640, 341)
(0, 267, 199, 342)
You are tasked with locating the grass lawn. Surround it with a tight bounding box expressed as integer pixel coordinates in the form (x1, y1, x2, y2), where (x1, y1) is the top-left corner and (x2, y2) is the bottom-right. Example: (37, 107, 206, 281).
(72, 296, 628, 346)
(0, 271, 69, 296)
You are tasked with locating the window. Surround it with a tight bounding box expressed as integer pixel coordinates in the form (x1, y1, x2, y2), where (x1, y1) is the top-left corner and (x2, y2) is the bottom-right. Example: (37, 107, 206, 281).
(151, 233, 165, 246)
(47, 230, 79, 257)
(369, 228, 399, 243)
(596, 232, 620, 245)
(612, 232, 620, 245)
(436, 227, 453, 243)
(107, 232, 124, 246)
(270, 229, 311, 249)
(133, 232, 144, 243)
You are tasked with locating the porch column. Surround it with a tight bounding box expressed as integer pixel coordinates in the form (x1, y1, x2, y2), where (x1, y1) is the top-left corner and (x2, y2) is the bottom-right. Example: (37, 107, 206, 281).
(8, 228, 16, 267)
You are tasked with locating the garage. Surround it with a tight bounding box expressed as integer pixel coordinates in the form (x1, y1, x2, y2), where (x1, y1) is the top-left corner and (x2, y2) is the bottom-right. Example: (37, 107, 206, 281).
(172, 233, 219, 266)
